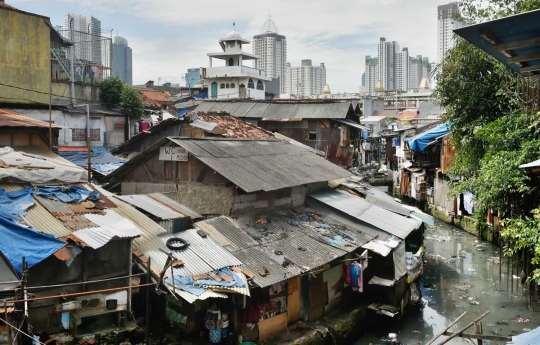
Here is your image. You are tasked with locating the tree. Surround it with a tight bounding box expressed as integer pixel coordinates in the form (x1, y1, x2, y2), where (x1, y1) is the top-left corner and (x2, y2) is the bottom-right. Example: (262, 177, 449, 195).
(100, 76, 124, 106)
(120, 87, 144, 119)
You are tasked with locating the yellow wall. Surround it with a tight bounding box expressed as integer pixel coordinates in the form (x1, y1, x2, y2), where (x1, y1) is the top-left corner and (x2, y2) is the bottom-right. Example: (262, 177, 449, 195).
(0, 8, 50, 104)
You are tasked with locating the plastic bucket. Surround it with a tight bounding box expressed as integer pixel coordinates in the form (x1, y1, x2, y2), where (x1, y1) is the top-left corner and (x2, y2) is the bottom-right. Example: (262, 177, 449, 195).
(106, 299, 118, 310)
(209, 329, 221, 343)
(221, 327, 228, 337)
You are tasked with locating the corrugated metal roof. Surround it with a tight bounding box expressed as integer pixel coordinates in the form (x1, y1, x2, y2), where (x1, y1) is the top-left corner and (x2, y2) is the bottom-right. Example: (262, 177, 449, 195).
(196, 216, 257, 253)
(171, 289, 227, 304)
(232, 247, 299, 288)
(195, 101, 353, 119)
(168, 138, 351, 193)
(333, 119, 369, 130)
(72, 210, 144, 248)
(190, 119, 218, 132)
(148, 193, 202, 219)
(308, 189, 421, 240)
(0, 109, 63, 128)
(115, 194, 185, 220)
(204, 271, 251, 297)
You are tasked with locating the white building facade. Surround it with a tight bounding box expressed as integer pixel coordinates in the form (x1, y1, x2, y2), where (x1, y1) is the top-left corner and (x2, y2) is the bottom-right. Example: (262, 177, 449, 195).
(286, 60, 326, 97)
(204, 31, 271, 100)
(252, 16, 287, 95)
(437, 2, 463, 63)
(365, 56, 378, 94)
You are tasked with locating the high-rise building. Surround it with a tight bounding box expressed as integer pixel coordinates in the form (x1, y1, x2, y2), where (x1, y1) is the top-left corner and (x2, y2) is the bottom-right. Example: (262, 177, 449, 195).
(365, 56, 378, 93)
(396, 48, 409, 92)
(112, 36, 132, 85)
(361, 73, 365, 87)
(185, 68, 201, 88)
(252, 16, 287, 95)
(365, 37, 431, 93)
(437, 2, 463, 63)
(286, 59, 326, 97)
(64, 14, 102, 64)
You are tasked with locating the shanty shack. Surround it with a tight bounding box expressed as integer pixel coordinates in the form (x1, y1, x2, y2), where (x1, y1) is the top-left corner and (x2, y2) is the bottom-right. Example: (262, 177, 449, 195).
(105, 137, 351, 216)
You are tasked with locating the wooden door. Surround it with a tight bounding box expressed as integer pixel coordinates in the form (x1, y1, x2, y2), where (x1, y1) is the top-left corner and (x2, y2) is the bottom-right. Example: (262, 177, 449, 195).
(239, 84, 246, 98)
(287, 277, 302, 322)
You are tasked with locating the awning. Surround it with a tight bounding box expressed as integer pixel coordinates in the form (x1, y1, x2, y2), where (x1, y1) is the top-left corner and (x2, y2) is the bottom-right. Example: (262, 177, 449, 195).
(332, 119, 369, 130)
(408, 123, 450, 152)
(520, 159, 540, 168)
(454, 9, 540, 76)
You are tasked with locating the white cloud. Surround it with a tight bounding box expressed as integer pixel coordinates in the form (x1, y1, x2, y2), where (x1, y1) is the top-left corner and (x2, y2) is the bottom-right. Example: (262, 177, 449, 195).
(12, 0, 453, 91)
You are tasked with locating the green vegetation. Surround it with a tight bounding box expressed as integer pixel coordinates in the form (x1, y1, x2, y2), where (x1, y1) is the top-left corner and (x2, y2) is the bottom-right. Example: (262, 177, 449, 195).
(434, 0, 540, 282)
(100, 76, 144, 119)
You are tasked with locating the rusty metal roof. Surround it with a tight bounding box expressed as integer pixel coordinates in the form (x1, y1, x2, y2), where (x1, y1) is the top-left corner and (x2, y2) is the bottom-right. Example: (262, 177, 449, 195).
(0, 109, 63, 128)
(194, 113, 274, 139)
(133, 88, 174, 108)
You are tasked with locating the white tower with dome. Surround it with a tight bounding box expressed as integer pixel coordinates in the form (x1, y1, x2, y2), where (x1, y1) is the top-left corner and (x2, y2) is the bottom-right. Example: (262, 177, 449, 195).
(205, 29, 271, 100)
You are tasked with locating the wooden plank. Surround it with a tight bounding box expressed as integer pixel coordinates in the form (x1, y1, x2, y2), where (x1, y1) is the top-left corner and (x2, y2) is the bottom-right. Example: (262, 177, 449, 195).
(209, 273, 222, 281)
(443, 331, 511, 342)
(220, 273, 234, 281)
(474, 321, 483, 345)
(192, 274, 208, 280)
(242, 269, 255, 279)
(438, 311, 490, 345)
(425, 311, 467, 345)
(230, 266, 242, 273)
(521, 65, 540, 73)
(508, 52, 540, 64)
(493, 38, 540, 52)
(257, 313, 288, 342)
(287, 277, 302, 323)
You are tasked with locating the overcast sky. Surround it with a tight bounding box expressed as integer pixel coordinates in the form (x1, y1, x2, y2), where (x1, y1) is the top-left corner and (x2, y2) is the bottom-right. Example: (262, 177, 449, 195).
(12, 0, 453, 93)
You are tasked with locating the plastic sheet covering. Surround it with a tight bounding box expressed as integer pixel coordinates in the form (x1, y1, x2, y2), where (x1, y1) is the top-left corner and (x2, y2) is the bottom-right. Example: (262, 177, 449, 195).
(0, 147, 87, 184)
(33, 186, 99, 203)
(0, 187, 35, 222)
(407, 123, 450, 152)
(58, 151, 126, 175)
(0, 215, 66, 273)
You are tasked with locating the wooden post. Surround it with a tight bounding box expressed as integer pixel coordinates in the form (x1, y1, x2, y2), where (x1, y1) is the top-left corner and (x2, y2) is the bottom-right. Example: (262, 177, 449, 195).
(145, 257, 151, 345)
(475, 321, 483, 345)
(49, 67, 53, 151)
(438, 311, 490, 345)
(425, 311, 467, 345)
(5, 300, 11, 345)
(499, 238, 502, 291)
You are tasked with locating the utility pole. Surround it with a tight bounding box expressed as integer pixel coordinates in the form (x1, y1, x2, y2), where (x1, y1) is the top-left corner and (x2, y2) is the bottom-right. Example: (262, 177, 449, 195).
(74, 104, 91, 184)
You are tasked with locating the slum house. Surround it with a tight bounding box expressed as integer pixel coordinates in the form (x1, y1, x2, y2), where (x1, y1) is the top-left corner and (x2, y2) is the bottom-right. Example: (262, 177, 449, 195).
(193, 209, 374, 342)
(133, 85, 176, 133)
(195, 100, 362, 167)
(0, 149, 169, 339)
(0, 109, 62, 149)
(104, 137, 351, 216)
(112, 111, 275, 158)
(306, 188, 425, 317)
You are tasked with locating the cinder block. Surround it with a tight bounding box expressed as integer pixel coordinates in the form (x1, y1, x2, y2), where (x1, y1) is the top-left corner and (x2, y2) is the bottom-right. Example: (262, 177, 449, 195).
(253, 200, 268, 209)
(291, 193, 303, 201)
(274, 197, 292, 206)
(292, 186, 302, 194)
(234, 195, 242, 203)
(234, 202, 252, 210)
(240, 194, 257, 202)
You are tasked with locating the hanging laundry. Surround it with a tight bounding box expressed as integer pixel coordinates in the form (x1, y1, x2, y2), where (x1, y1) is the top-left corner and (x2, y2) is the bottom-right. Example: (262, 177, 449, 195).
(344, 263, 351, 285)
(349, 261, 363, 292)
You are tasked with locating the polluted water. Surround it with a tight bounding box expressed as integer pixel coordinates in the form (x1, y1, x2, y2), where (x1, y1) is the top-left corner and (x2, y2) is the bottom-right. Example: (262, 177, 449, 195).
(355, 219, 540, 345)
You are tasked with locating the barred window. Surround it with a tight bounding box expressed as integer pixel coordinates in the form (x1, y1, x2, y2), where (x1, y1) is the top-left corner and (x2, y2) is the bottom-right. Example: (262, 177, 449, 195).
(72, 128, 100, 142)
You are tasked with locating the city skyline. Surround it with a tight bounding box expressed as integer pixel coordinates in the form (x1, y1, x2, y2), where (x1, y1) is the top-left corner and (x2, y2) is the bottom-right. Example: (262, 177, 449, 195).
(10, 0, 454, 93)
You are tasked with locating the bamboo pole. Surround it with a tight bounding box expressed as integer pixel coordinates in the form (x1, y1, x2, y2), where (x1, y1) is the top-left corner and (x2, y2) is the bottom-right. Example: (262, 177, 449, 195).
(145, 257, 151, 345)
(425, 311, 467, 345)
(438, 311, 490, 345)
(24, 273, 146, 291)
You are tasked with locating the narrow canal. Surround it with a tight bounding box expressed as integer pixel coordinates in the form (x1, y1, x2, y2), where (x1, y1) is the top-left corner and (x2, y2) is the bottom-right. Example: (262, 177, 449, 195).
(355, 219, 540, 345)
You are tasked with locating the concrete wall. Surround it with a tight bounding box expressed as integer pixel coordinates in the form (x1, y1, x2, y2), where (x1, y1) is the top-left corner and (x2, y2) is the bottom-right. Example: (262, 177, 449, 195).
(0, 8, 50, 104)
(13, 108, 126, 148)
(51, 82, 101, 106)
(232, 182, 327, 213)
(121, 181, 234, 216)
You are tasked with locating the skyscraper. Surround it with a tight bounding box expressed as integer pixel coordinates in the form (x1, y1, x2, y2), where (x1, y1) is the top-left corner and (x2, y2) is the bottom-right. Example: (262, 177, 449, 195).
(409, 55, 431, 89)
(185, 68, 201, 88)
(365, 56, 378, 93)
(396, 48, 409, 92)
(437, 2, 463, 63)
(112, 36, 132, 85)
(286, 60, 326, 97)
(64, 14, 102, 64)
(252, 16, 287, 94)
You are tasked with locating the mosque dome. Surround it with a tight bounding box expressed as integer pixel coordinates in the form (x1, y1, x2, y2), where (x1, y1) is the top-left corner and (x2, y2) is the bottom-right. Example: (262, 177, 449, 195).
(226, 31, 242, 40)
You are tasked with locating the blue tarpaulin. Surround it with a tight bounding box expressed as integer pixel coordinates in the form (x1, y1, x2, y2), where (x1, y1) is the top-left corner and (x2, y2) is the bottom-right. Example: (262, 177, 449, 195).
(165, 267, 245, 296)
(193, 91, 208, 100)
(178, 109, 189, 117)
(408, 123, 451, 152)
(0, 186, 102, 273)
(58, 151, 126, 175)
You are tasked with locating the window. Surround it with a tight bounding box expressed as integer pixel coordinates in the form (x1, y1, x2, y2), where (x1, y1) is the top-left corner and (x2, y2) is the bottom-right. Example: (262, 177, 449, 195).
(231, 83, 235, 88)
(72, 128, 100, 142)
(229, 58, 234, 66)
(247, 79, 254, 89)
(114, 123, 125, 131)
(226, 83, 230, 88)
(308, 131, 316, 140)
(256, 80, 264, 90)
(220, 83, 225, 89)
